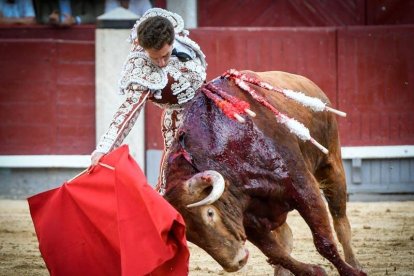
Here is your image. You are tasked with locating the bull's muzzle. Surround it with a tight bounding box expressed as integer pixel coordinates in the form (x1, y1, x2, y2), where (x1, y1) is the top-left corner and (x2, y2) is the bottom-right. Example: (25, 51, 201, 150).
(185, 170, 225, 208)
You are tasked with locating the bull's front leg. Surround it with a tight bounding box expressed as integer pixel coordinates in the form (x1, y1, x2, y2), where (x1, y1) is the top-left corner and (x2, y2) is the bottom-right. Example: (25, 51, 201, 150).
(293, 171, 366, 276)
(245, 220, 326, 275)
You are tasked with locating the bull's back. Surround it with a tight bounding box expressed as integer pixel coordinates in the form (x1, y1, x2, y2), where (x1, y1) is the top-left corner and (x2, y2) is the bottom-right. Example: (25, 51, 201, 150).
(197, 70, 341, 172)
(244, 70, 330, 108)
(239, 71, 342, 171)
(255, 71, 329, 100)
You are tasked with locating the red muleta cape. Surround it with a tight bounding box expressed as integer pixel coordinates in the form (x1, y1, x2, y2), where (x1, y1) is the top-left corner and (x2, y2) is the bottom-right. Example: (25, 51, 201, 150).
(28, 145, 189, 276)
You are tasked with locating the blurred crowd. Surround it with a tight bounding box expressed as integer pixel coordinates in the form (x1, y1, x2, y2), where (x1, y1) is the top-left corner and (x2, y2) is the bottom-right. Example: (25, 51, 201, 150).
(0, 0, 152, 26)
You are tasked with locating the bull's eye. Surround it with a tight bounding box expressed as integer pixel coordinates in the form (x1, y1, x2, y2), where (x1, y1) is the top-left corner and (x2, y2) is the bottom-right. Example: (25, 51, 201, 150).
(207, 208, 214, 217)
(201, 206, 218, 225)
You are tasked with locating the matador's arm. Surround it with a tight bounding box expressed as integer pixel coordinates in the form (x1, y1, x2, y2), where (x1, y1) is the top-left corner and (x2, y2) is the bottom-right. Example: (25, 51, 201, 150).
(94, 84, 150, 154)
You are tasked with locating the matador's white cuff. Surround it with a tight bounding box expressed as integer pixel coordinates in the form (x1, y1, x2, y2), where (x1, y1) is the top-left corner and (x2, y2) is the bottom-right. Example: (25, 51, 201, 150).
(94, 133, 116, 154)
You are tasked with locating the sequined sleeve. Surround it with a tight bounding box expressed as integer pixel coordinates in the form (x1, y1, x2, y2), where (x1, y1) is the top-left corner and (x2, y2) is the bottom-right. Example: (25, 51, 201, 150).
(95, 84, 150, 154)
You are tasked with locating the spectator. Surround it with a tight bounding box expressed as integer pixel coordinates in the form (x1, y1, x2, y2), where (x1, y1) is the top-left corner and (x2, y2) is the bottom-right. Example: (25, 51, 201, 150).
(0, 0, 36, 25)
(34, 0, 104, 26)
(104, 0, 152, 17)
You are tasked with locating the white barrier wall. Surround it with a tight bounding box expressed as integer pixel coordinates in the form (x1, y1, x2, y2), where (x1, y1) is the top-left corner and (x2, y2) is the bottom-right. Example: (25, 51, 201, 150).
(167, 0, 197, 28)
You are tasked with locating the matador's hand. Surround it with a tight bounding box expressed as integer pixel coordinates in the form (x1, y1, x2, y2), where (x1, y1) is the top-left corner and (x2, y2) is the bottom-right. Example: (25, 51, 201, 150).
(91, 152, 105, 166)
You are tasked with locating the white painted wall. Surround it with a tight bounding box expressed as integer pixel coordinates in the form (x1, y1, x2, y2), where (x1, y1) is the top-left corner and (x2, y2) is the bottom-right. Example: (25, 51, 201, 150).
(167, 0, 197, 28)
(2, 145, 413, 168)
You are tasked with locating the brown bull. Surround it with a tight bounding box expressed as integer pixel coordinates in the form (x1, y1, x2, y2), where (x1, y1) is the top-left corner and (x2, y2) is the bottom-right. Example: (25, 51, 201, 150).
(163, 71, 366, 275)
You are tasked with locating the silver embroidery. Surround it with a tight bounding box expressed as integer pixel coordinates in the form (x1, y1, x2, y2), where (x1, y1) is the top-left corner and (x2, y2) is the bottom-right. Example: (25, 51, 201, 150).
(154, 89, 162, 99)
(175, 35, 207, 68)
(119, 52, 167, 94)
(158, 108, 185, 194)
(97, 8, 208, 186)
(95, 85, 148, 154)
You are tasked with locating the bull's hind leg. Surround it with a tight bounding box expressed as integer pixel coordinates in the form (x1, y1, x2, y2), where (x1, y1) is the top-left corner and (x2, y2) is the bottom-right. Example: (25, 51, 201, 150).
(246, 222, 326, 275)
(315, 155, 362, 269)
(294, 170, 366, 276)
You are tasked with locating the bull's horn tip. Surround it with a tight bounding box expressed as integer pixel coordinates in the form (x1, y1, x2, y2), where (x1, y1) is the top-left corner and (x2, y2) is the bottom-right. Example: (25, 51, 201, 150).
(185, 171, 225, 208)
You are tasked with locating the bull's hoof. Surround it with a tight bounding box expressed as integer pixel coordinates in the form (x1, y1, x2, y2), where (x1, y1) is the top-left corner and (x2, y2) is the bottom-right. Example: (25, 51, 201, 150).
(346, 257, 363, 271)
(309, 265, 328, 276)
(354, 269, 367, 276)
(340, 267, 367, 276)
(273, 264, 293, 276)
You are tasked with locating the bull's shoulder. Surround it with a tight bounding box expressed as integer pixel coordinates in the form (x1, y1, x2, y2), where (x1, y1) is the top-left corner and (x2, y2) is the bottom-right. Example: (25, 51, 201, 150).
(238, 70, 339, 158)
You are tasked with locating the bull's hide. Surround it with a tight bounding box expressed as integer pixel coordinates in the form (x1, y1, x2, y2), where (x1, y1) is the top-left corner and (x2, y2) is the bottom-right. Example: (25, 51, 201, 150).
(163, 71, 366, 276)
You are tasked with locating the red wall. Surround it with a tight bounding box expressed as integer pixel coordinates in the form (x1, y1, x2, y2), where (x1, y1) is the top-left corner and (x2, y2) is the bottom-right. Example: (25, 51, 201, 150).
(190, 27, 337, 98)
(0, 25, 95, 40)
(338, 26, 414, 145)
(0, 24, 412, 155)
(198, 0, 414, 27)
(146, 25, 414, 150)
(0, 26, 95, 155)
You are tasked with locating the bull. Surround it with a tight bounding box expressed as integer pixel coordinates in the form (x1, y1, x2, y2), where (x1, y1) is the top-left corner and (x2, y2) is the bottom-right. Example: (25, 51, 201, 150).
(163, 71, 365, 275)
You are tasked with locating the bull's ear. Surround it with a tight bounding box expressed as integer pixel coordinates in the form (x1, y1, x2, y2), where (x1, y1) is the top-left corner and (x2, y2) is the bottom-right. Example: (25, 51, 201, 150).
(185, 170, 225, 208)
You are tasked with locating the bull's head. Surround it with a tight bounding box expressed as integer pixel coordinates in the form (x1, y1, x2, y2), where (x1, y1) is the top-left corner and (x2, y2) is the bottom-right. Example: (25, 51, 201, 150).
(164, 170, 249, 272)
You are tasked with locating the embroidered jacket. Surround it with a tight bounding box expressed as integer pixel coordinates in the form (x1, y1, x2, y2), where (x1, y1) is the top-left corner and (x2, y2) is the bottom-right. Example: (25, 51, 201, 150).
(95, 8, 207, 154)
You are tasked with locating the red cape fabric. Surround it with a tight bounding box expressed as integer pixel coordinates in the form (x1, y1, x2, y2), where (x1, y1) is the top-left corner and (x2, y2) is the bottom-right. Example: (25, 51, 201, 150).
(28, 145, 189, 276)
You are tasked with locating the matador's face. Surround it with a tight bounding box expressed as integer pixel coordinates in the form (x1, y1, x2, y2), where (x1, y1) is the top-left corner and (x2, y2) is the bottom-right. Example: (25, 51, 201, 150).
(145, 42, 173, 68)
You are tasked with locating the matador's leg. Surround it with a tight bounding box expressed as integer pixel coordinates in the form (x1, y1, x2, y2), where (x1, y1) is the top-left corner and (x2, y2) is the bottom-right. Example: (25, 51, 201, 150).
(155, 108, 184, 194)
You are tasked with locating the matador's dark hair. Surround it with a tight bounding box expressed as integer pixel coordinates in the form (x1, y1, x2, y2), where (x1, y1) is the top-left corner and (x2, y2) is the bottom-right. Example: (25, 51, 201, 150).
(137, 16, 175, 50)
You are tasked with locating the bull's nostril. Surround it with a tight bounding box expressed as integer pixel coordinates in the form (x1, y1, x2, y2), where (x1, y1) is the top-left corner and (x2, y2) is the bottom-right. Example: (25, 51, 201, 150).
(238, 249, 249, 267)
(238, 256, 247, 267)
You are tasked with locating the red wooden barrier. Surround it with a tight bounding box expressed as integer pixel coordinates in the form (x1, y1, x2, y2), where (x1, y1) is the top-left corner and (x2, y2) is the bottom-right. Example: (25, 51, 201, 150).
(337, 25, 414, 146)
(145, 26, 414, 150)
(198, 0, 414, 27)
(0, 38, 95, 154)
(366, 0, 414, 25)
(190, 27, 337, 100)
(146, 27, 338, 151)
(0, 25, 95, 40)
(199, 0, 365, 27)
(0, 25, 412, 155)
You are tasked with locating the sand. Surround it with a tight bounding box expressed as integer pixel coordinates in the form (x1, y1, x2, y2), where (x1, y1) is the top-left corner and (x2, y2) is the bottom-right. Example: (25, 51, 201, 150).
(1, 200, 413, 276)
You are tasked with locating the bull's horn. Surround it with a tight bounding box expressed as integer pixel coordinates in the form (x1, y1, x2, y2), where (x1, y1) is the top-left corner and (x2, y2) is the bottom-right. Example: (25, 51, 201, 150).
(186, 170, 225, 208)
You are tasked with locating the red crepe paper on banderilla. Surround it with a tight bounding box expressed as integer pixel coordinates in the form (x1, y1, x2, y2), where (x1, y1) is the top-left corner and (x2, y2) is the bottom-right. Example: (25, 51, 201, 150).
(28, 145, 189, 276)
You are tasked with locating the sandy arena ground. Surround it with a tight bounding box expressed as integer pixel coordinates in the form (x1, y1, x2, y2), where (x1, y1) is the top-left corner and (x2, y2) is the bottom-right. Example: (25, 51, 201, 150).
(0, 200, 413, 276)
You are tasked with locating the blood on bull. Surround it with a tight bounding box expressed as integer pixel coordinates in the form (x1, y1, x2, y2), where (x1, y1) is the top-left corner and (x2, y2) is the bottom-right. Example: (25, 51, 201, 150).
(163, 70, 366, 276)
